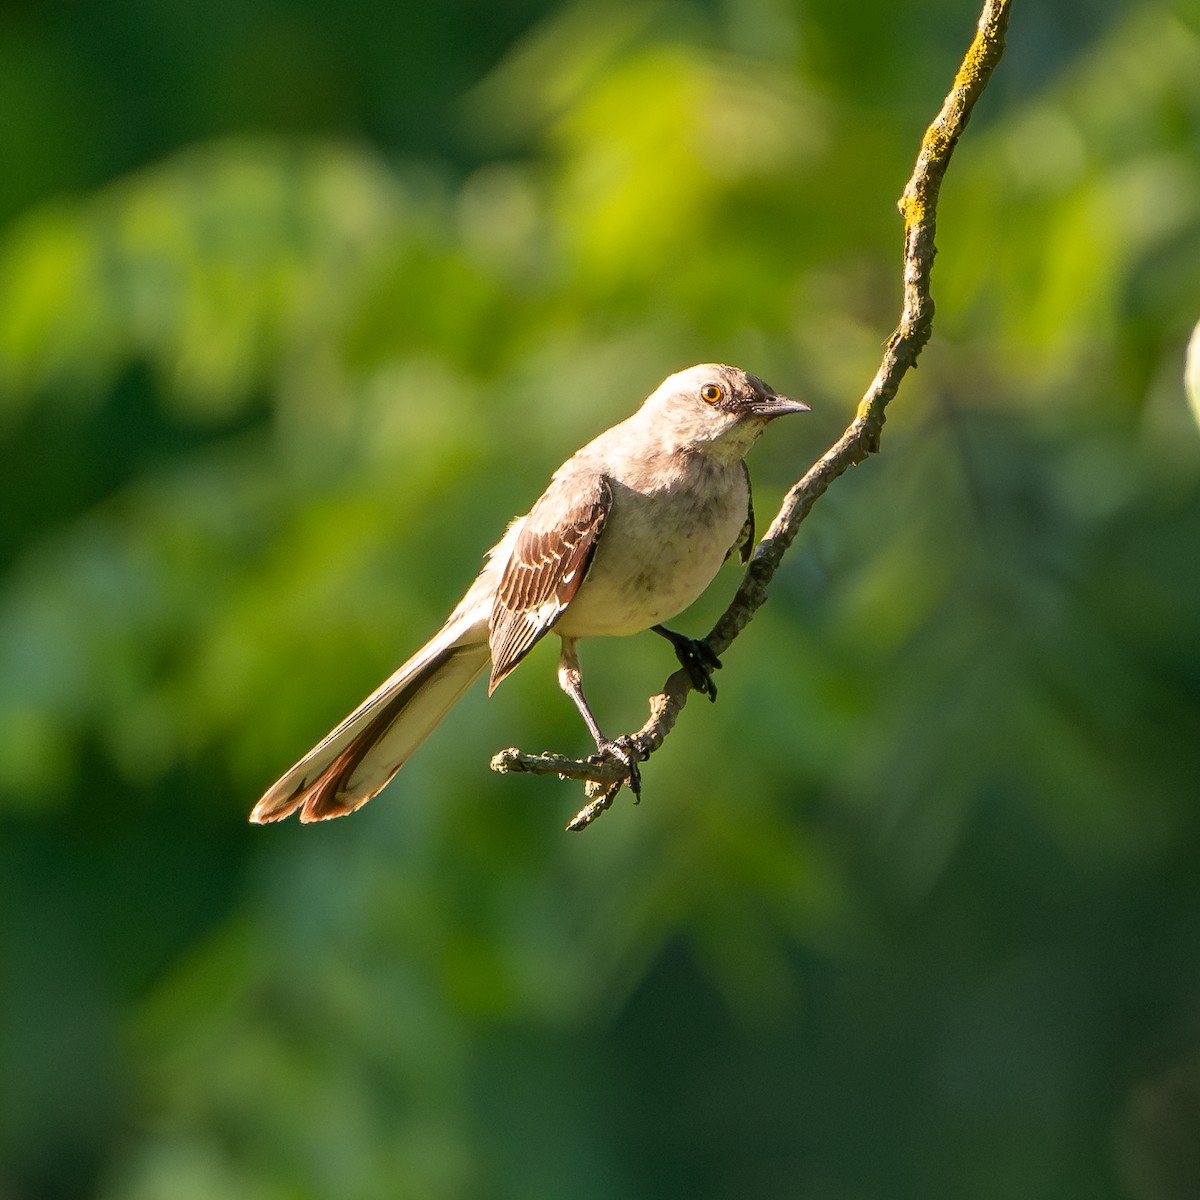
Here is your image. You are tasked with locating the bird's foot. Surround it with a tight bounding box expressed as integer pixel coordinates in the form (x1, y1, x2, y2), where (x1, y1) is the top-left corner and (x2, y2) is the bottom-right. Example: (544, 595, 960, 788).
(590, 734, 644, 800)
(651, 625, 723, 702)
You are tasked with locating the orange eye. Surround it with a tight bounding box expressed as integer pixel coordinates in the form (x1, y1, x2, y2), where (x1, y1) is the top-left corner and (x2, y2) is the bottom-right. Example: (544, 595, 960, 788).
(700, 383, 722, 404)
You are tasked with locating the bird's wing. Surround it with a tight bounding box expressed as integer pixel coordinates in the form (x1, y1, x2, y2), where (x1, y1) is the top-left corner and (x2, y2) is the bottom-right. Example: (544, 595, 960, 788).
(731, 461, 755, 564)
(488, 473, 612, 691)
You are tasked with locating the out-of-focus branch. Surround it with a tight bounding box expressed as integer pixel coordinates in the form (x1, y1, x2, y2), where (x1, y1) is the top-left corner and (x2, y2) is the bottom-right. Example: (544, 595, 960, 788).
(491, 0, 1013, 830)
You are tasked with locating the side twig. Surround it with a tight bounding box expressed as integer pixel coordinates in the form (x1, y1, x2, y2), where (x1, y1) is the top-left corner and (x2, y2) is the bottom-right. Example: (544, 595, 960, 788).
(491, 0, 1012, 829)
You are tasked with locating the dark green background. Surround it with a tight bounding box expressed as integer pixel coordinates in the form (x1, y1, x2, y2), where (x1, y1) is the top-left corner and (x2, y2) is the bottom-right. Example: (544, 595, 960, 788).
(2, 0, 1199, 1197)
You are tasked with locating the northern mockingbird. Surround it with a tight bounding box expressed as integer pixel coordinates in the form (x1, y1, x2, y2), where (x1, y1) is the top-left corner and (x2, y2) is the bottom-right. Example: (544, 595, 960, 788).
(251, 363, 807, 823)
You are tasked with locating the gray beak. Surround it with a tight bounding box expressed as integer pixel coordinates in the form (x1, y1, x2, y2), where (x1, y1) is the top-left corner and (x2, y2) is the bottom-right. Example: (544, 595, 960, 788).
(751, 393, 810, 419)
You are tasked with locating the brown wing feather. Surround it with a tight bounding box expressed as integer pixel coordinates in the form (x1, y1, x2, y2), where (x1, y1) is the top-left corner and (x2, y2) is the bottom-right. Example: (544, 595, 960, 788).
(488, 474, 611, 690)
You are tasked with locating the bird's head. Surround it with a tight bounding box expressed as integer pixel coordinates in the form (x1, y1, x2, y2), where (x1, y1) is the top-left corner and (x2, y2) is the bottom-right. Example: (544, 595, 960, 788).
(641, 364, 809, 460)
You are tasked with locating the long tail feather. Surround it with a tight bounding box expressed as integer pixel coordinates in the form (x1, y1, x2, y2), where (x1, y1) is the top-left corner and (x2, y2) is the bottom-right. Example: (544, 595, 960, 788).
(251, 622, 490, 824)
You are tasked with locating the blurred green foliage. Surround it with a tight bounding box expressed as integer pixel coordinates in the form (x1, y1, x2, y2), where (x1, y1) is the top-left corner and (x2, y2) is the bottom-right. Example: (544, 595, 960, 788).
(2, 0, 1199, 1198)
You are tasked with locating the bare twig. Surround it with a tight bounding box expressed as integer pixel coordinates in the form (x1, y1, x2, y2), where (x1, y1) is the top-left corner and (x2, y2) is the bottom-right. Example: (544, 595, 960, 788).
(492, 0, 1013, 829)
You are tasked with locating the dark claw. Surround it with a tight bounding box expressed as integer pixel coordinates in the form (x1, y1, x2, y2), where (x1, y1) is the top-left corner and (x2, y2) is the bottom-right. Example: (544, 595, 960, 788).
(592, 735, 643, 798)
(651, 624, 723, 702)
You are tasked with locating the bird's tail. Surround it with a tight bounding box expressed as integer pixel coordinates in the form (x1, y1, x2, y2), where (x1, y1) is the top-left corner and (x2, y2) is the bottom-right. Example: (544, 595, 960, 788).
(250, 613, 491, 824)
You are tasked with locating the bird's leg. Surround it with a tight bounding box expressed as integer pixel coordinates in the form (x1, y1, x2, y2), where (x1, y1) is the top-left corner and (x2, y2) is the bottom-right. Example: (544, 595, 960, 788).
(557, 639, 642, 797)
(651, 624, 723, 703)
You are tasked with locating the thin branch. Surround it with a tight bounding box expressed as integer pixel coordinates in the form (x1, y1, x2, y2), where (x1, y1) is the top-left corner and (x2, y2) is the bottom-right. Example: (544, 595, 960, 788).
(491, 0, 1013, 829)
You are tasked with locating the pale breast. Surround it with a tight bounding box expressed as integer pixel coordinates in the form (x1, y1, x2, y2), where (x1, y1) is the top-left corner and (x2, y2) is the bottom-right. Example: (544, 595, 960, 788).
(555, 454, 747, 639)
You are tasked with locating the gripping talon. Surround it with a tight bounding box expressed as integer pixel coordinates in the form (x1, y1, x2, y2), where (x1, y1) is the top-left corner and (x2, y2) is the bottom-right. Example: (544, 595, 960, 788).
(592, 735, 643, 798)
(651, 624, 723, 702)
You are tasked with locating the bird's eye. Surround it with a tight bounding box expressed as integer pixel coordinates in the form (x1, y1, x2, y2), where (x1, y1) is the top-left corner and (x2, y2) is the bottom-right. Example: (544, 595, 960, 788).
(700, 383, 723, 404)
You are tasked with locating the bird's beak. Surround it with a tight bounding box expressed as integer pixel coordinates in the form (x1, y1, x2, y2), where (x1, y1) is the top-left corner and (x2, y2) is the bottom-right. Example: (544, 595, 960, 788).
(751, 393, 810, 419)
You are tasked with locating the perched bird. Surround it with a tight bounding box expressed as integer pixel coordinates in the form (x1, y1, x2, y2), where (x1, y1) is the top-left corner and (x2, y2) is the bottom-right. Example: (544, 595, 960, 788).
(251, 364, 807, 823)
